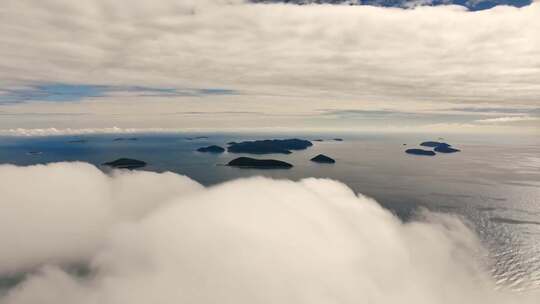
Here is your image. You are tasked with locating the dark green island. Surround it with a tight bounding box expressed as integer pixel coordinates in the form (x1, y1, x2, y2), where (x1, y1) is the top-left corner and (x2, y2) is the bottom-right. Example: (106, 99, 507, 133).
(311, 154, 336, 164)
(197, 145, 225, 153)
(102, 158, 147, 169)
(405, 149, 436, 156)
(227, 139, 312, 154)
(420, 141, 461, 153)
(227, 157, 293, 169)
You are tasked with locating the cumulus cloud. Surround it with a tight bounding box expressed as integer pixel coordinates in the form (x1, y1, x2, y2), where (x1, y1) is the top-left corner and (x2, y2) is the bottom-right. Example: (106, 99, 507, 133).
(0, 162, 538, 303)
(0, 162, 202, 274)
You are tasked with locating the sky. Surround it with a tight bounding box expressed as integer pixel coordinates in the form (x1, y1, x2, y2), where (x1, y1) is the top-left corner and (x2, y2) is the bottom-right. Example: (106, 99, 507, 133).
(0, 0, 539, 135)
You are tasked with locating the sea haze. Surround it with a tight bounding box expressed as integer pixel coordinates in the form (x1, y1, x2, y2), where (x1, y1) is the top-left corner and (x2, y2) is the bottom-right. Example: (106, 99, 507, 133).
(0, 132, 539, 290)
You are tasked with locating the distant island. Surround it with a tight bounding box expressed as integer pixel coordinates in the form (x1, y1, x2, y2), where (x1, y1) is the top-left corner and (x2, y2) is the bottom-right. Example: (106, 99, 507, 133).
(197, 145, 225, 153)
(113, 137, 138, 141)
(420, 141, 447, 148)
(102, 158, 147, 169)
(311, 154, 336, 164)
(434, 145, 461, 153)
(420, 141, 461, 153)
(405, 149, 436, 156)
(333, 138, 344, 141)
(227, 139, 312, 154)
(227, 157, 293, 169)
(185, 136, 209, 140)
(68, 139, 88, 144)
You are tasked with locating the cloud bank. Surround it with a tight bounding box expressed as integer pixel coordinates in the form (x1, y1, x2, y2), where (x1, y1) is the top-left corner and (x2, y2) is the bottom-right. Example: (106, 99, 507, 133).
(0, 162, 538, 303)
(2, 0, 540, 105)
(0, 1, 540, 134)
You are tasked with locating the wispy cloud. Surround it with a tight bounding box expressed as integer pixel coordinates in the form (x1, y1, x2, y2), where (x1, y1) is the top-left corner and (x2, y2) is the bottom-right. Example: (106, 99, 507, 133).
(319, 109, 421, 118)
(449, 107, 540, 115)
(0, 127, 189, 136)
(317, 108, 476, 123)
(475, 116, 540, 124)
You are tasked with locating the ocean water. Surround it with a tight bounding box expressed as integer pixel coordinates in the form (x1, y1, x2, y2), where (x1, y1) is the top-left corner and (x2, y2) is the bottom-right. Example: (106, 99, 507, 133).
(0, 132, 539, 290)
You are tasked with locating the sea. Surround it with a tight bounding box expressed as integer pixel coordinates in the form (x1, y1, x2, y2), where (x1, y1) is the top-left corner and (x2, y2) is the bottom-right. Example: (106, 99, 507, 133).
(0, 132, 539, 290)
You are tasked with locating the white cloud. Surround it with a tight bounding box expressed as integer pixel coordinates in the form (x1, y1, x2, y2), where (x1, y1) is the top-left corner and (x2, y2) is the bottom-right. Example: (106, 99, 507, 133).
(0, 127, 184, 136)
(1, 1, 540, 114)
(475, 116, 540, 123)
(0, 163, 539, 303)
(0, 162, 202, 274)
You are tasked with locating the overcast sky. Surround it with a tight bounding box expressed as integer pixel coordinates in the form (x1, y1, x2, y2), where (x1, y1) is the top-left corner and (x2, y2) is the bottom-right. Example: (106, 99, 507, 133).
(0, 0, 539, 134)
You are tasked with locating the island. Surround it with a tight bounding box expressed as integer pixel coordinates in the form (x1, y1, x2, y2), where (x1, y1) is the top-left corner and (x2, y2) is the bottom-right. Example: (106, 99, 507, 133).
(227, 157, 293, 169)
(227, 139, 312, 154)
(68, 139, 88, 144)
(185, 136, 209, 140)
(420, 141, 461, 153)
(434, 145, 461, 153)
(312, 139, 324, 142)
(405, 149, 436, 156)
(197, 145, 225, 153)
(420, 141, 450, 148)
(113, 137, 138, 141)
(102, 158, 147, 169)
(310, 154, 336, 164)
(333, 138, 344, 141)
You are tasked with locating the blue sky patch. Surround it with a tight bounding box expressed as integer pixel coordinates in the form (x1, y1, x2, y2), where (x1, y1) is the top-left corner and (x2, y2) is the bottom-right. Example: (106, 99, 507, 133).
(0, 83, 239, 104)
(250, 0, 532, 11)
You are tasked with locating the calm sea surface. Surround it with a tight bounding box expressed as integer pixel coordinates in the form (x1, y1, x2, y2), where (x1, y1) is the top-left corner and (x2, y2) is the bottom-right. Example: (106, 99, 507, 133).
(0, 132, 539, 290)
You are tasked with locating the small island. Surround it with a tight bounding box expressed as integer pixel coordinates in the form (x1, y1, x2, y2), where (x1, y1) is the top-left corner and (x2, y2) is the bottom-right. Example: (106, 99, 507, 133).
(434, 145, 461, 153)
(113, 137, 138, 141)
(185, 136, 209, 140)
(227, 139, 313, 154)
(102, 158, 147, 169)
(420, 141, 461, 153)
(68, 139, 88, 144)
(311, 154, 336, 164)
(333, 138, 344, 141)
(197, 145, 225, 153)
(227, 157, 293, 169)
(405, 149, 436, 156)
(420, 141, 450, 148)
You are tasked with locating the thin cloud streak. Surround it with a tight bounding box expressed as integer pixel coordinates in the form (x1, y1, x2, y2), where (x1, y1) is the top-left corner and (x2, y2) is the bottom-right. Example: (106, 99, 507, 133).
(475, 116, 540, 123)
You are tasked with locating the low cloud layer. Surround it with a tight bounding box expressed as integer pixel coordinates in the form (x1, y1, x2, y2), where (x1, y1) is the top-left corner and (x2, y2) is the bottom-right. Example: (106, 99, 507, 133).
(0, 162, 538, 303)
